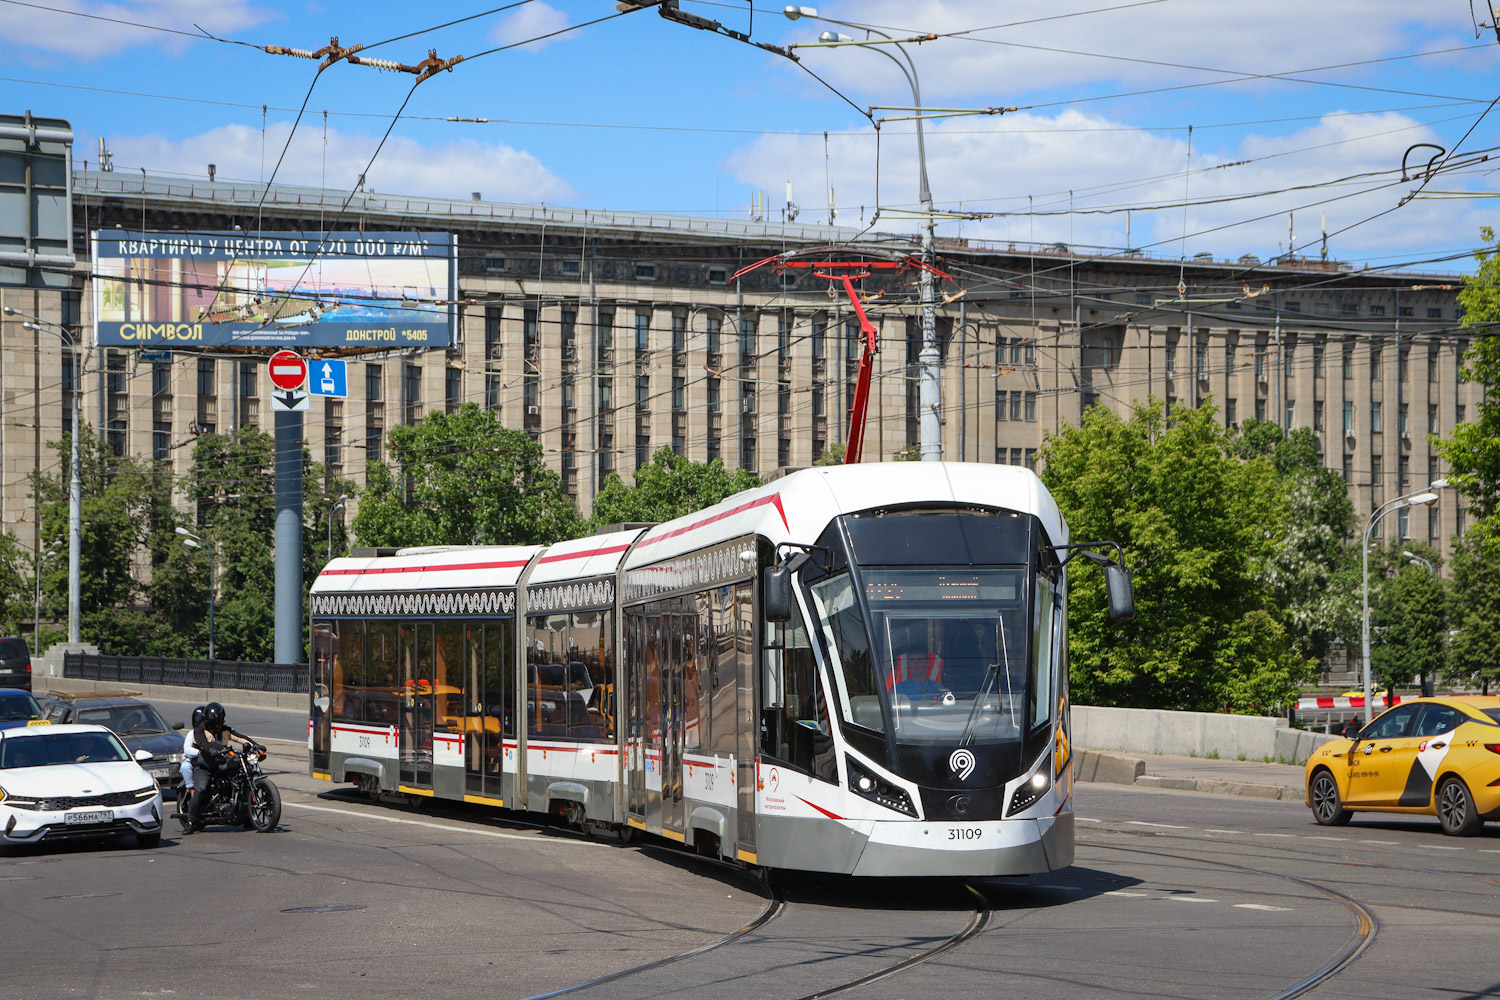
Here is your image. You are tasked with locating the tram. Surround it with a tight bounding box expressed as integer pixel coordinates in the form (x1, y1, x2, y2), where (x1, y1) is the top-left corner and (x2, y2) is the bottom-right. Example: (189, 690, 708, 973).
(308, 462, 1134, 877)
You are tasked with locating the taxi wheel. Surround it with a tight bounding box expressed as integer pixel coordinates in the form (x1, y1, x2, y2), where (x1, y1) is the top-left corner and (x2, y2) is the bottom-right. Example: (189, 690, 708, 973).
(1437, 776, 1482, 837)
(1310, 770, 1351, 826)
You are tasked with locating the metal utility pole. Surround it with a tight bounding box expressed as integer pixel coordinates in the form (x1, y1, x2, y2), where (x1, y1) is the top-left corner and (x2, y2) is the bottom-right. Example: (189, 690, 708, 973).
(274, 409, 304, 666)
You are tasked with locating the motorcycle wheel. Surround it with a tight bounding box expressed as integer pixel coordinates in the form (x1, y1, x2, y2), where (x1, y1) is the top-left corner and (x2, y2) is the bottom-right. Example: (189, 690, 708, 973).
(249, 778, 282, 832)
(176, 789, 194, 835)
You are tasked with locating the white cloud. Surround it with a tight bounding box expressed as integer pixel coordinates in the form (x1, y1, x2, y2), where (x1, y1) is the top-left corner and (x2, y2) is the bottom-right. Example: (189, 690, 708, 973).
(107, 121, 577, 204)
(489, 2, 571, 52)
(725, 109, 1499, 264)
(781, 1, 1467, 103)
(2, 0, 270, 61)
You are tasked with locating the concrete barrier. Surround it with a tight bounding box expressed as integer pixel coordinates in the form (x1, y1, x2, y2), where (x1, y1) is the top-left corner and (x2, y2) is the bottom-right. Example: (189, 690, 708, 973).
(1074, 749, 1146, 785)
(1074, 705, 1336, 764)
(38, 675, 307, 712)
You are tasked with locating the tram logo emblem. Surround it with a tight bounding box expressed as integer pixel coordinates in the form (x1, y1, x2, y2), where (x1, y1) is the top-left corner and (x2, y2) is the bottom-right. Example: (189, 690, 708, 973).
(949, 748, 976, 780)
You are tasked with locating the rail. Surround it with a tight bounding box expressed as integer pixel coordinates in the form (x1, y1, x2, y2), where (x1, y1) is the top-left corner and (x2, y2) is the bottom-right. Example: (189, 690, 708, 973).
(63, 652, 308, 693)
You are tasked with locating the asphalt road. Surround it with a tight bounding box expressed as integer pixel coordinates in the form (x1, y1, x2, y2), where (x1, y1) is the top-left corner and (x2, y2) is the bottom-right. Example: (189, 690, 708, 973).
(148, 697, 308, 744)
(1, 760, 1496, 1000)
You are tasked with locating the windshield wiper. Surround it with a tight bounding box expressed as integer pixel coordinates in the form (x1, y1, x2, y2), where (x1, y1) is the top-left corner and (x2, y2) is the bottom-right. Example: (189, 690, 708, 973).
(958, 619, 1008, 748)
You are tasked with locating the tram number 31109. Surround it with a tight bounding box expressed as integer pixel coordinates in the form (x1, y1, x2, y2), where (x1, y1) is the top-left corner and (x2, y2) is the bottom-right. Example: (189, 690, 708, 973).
(948, 827, 983, 840)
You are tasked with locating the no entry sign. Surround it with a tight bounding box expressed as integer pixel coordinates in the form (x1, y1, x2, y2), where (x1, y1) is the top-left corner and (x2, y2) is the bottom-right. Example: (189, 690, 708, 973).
(268, 350, 307, 391)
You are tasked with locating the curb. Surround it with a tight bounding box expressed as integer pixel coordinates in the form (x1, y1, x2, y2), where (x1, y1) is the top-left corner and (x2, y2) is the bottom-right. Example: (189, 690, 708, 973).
(37, 676, 307, 711)
(1076, 749, 1301, 801)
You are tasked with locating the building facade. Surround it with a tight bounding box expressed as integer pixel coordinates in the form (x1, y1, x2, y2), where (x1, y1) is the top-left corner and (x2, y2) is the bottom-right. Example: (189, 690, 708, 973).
(0, 169, 1472, 567)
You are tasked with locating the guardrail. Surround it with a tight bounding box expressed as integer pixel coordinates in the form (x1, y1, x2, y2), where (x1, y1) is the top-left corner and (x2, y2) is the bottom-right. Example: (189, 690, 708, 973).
(63, 653, 308, 693)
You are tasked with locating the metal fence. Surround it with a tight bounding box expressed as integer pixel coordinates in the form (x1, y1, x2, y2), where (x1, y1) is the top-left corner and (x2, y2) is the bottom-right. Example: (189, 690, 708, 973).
(63, 653, 308, 694)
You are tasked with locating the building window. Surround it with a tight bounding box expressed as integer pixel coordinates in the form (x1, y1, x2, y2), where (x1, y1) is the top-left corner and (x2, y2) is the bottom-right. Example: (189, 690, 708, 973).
(366, 425, 382, 464)
(1399, 454, 1410, 488)
(1024, 448, 1037, 470)
(1136, 294, 1150, 305)
(1397, 506, 1409, 538)
(1398, 347, 1410, 382)
(561, 309, 577, 354)
(1284, 301, 1301, 312)
(741, 317, 757, 360)
(1024, 341, 1035, 366)
(1341, 302, 1358, 316)
(325, 425, 342, 469)
(1226, 397, 1237, 426)
(636, 312, 651, 353)
(709, 378, 721, 414)
(778, 438, 790, 468)
(1024, 391, 1036, 421)
(1195, 341, 1208, 378)
(1429, 505, 1440, 541)
(484, 256, 505, 271)
(445, 367, 462, 413)
(148, 362, 169, 397)
(636, 375, 649, 409)
(1342, 341, 1354, 379)
(1399, 305, 1413, 317)
(152, 421, 170, 460)
(811, 317, 826, 360)
(636, 263, 656, 281)
(561, 259, 579, 275)
(1313, 400, 1324, 431)
(1370, 345, 1382, 379)
(1370, 400, 1382, 432)
(1165, 343, 1177, 374)
(1398, 402, 1409, 435)
(671, 375, 685, 411)
(636, 438, 650, 469)
(708, 267, 727, 285)
(597, 309, 614, 360)
(1427, 307, 1442, 319)
(196, 358, 215, 397)
(706, 316, 721, 358)
(238, 360, 257, 400)
(1370, 304, 1386, 316)
(1253, 347, 1265, 377)
(523, 308, 539, 359)
(1429, 345, 1440, 382)
(485, 306, 502, 360)
(1343, 454, 1353, 484)
(1342, 400, 1353, 433)
(1255, 397, 1266, 421)
(598, 381, 612, 412)
(1283, 347, 1294, 378)
(997, 390, 1009, 421)
(366, 364, 382, 401)
(404, 364, 422, 424)
(671, 314, 685, 356)
(486, 374, 501, 410)
(1285, 400, 1295, 427)
(1315, 343, 1327, 379)
(523, 374, 538, 411)
(1371, 453, 1383, 485)
(1428, 404, 1438, 435)
(1009, 392, 1022, 422)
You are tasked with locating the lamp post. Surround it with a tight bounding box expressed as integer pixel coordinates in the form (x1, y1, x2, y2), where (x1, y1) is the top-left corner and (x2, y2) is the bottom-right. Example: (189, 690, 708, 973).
(784, 6, 941, 460)
(1401, 549, 1433, 573)
(32, 541, 60, 654)
(327, 494, 350, 563)
(1361, 482, 1445, 724)
(176, 527, 216, 660)
(4, 307, 82, 646)
(1400, 549, 1438, 696)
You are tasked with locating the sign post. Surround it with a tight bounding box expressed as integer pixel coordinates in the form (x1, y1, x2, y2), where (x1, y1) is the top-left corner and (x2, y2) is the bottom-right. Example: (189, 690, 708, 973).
(268, 350, 306, 667)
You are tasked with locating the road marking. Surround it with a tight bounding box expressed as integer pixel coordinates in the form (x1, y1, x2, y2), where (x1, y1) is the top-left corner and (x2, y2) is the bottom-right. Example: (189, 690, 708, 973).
(1076, 817, 1102, 824)
(1127, 821, 1187, 829)
(1235, 903, 1292, 912)
(1360, 840, 1398, 845)
(1418, 844, 1463, 851)
(1103, 890, 1150, 897)
(1481, 850, 1500, 855)
(1169, 896, 1218, 903)
(1205, 829, 1242, 835)
(282, 801, 607, 847)
(1254, 833, 1296, 838)
(1303, 836, 1346, 842)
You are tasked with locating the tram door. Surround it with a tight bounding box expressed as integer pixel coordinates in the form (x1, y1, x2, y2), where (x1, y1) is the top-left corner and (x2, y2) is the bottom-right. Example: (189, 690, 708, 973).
(661, 611, 686, 836)
(399, 623, 435, 788)
(625, 612, 647, 821)
(733, 584, 757, 860)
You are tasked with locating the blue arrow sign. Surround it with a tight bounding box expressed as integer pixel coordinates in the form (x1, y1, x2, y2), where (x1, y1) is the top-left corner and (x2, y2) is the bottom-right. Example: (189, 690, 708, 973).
(308, 358, 348, 398)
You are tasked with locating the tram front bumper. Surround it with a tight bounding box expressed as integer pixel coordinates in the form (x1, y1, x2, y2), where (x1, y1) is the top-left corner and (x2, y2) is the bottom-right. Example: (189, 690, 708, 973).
(850, 812, 1073, 877)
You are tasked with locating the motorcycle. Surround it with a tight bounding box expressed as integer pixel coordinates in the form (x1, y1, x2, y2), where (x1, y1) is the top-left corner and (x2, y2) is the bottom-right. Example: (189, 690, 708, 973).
(177, 740, 281, 834)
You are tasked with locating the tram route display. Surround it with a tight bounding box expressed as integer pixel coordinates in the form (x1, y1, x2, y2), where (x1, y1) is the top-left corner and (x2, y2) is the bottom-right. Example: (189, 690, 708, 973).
(307, 462, 1134, 877)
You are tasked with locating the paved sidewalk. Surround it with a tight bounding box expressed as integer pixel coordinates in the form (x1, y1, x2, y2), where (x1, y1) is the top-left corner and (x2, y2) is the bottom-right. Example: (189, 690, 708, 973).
(1077, 748, 1308, 801)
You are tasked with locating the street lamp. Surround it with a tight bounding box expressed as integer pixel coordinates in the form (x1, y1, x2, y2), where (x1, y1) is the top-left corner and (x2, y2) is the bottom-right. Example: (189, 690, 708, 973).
(328, 494, 350, 562)
(783, 6, 941, 460)
(1401, 550, 1434, 573)
(4, 307, 82, 646)
(176, 527, 216, 660)
(32, 541, 61, 654)
(1361, 483, 1444, 724)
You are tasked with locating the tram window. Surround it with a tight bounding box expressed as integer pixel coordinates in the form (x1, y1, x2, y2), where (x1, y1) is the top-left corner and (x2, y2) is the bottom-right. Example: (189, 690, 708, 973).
(710, 588, 738, 761)
(762, 611, 836, 782)
(435, 622, 464, 733)
(483, 621, 513, 743)
(807, 574, 883, 733)
(569, 610, 612, 741)
(683, 606, 703, 752)
(365, 621, 399, 726)
(333, 621, 366, 724)
(1029, 575, 1056, 731)
(527, 615, 571, 738)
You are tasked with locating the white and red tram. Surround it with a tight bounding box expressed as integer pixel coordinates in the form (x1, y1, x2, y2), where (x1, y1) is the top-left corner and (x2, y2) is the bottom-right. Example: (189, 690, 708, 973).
(308, 462, 1132, 877)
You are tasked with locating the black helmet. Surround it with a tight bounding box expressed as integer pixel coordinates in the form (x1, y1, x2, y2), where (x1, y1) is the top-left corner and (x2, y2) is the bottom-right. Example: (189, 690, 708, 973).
(191, 705, 206, 726)
(204, 702, 226, 729)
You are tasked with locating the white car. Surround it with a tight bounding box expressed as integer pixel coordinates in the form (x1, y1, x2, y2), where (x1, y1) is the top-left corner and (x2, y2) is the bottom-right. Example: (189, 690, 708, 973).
(0, 724, 165, 848)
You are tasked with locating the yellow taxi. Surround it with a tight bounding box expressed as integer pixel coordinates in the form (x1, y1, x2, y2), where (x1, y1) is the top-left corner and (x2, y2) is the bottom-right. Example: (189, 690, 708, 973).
(1305, 696, 1500, 835)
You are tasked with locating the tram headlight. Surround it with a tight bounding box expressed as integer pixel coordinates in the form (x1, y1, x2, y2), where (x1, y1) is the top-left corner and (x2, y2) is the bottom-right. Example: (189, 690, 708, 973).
(1008, 770, 1051, 816)
(845, 756, 917, 818)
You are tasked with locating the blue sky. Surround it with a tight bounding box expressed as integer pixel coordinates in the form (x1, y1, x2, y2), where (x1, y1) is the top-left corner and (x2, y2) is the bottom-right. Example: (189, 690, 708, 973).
(5, 0, 1498, 271)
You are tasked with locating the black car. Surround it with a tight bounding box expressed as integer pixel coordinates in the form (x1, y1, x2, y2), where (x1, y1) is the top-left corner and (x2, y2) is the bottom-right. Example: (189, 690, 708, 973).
(43, 694, 187, 789)
(0, 637, 31, 691)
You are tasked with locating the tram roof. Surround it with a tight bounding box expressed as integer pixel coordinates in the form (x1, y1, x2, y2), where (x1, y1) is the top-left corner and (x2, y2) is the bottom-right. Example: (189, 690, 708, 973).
(310, 544, 543, 593)
(526, 527, 648, 585)
(622, 462, 1066, 569)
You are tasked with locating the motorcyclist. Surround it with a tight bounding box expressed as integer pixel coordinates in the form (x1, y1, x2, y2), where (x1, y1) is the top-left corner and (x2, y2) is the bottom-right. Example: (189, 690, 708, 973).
(178, 705, 205, 800)
(185, 702, 260, 833)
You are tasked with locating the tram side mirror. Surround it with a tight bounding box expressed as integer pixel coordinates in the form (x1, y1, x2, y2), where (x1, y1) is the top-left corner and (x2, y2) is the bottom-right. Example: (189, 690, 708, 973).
(1104, 563, 1135, 623)
(763, 565, 794, 622)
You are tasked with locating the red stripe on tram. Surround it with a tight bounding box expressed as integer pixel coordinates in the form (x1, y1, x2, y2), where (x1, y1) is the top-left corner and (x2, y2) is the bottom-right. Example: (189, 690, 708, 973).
(791, 794, 844, 821)
(320, 558, 533, 577)
(637, 493, 788, 548)
(537, 544, 632, 564)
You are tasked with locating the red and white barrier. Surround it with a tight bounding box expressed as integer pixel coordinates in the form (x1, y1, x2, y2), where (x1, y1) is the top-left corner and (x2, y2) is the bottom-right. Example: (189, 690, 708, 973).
(1296, 693, 1408, 711)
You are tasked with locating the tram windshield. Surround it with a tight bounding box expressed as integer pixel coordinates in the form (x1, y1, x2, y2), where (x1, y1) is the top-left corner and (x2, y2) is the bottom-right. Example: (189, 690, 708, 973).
(808, 566, 1049, 745)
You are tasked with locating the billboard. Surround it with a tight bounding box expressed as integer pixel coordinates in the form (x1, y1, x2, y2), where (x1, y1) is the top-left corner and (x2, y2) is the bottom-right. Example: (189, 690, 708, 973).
(91, 230, 456, 349)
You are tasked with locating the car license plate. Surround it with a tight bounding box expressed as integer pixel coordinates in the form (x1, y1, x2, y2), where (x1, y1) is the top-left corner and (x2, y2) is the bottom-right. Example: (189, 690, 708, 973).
(148, 767, 173, 778)
(64, 810, 113, 825)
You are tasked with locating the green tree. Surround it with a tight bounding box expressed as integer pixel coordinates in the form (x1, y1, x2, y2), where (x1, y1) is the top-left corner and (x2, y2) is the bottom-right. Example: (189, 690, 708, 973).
(355, 403, 582, 547)
(33, 428, 186, 655)
(0, 529, 28, 638)
(1232, 419, 1358, 660)
(1433, 226, 1500, 517)
(1038, 399, 1314, 713)
(814, 443, 846, 467)
(1369, 540, 1447, 696)
(591, 448, 760, 528)
(1448, 519, 1500, 694)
